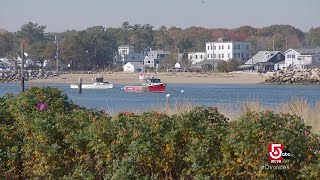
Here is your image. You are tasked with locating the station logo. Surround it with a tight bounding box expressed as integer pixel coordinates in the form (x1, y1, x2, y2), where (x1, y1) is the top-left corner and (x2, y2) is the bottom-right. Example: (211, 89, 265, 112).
(268, 143, 291, 164)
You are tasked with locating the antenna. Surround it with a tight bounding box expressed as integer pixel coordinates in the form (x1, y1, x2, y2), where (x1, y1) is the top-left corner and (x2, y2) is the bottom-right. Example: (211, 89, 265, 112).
(272, 38, 275, 51)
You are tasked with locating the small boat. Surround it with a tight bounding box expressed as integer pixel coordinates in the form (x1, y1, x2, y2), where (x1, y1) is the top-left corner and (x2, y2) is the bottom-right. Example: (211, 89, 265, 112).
(70, 76, 113, 89)
(124, 76, 166, 93)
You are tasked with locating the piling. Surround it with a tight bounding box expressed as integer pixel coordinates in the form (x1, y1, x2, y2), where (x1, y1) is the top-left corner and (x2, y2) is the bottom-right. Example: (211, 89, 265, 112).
(78, 78, 82, 93)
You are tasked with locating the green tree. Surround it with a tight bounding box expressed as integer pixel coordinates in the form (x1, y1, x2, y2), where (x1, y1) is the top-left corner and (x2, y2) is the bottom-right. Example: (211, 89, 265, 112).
(0, 29, 14, 57)
(217, 60, 243, 72)
(17, 22, 46, 45)
(159, 54, 176, 71)
(120, 21, 131, 45)
(308, 27, 320, 47)
(154, 26, 173, 50)
(60, 32, 85, 70)
(177, 37, 193, 53)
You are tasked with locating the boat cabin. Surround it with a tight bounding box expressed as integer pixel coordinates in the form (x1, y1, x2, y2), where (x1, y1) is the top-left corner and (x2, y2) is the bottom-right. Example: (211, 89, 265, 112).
(95, 76, 104, 83)
(148, 78, 161, 83)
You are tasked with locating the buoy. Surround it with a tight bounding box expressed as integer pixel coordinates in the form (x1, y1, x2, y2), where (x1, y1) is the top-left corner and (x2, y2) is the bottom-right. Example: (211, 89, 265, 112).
(181, 90, 184, 93)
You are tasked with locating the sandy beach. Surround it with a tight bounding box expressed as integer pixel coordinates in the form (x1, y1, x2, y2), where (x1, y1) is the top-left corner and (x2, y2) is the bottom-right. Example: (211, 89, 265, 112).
(28, 71, 269, 84)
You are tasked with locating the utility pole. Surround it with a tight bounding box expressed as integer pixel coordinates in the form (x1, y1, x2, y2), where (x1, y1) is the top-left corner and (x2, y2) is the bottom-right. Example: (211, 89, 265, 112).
(20, 42, 25, 92)
(212, 42, 215, 72)
(272, 38, 275, 51)
(55, 36, 59, 72)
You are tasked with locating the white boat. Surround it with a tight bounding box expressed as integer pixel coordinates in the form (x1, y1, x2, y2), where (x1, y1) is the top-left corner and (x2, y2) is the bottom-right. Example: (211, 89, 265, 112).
(70, 76, 113, 89)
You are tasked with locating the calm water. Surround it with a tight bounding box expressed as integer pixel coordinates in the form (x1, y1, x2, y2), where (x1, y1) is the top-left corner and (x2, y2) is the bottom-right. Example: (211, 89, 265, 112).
(1, 83, 320, 113)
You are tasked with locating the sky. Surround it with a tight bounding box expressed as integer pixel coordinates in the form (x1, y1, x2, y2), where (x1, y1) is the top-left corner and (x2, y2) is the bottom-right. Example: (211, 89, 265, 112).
(0, 0, 319, 33)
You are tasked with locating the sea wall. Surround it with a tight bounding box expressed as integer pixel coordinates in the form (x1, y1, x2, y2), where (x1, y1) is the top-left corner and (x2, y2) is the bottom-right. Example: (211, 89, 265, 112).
(264, 68, 320, 85)
(0, 69, 59, 83)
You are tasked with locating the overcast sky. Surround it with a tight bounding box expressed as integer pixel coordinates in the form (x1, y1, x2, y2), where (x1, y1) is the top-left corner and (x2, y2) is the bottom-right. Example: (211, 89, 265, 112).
(0, 0, 319, 32)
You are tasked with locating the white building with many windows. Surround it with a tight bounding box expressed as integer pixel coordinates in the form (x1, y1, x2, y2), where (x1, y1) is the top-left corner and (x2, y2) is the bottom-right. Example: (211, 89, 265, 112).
(188, 52, 206, 64)
(206, 38, 251, 61)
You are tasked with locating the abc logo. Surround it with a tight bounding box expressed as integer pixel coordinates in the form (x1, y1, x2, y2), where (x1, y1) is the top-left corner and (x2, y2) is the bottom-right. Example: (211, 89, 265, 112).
(282, 149, 291, 159)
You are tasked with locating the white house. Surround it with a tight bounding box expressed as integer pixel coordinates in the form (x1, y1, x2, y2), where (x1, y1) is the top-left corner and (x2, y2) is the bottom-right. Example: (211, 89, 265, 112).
(123, 62, 144, 73)
(118, 45, 134, 55)
(188, 52, 206, 64)
(114, 45, 144, 66)
(144, 50, 171, 68)
(206, 38, 251, 61)
(284, 48, 320, 70)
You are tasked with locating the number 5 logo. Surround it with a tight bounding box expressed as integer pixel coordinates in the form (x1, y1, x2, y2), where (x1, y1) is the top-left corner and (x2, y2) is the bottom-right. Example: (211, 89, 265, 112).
(268, 143, 283, 163)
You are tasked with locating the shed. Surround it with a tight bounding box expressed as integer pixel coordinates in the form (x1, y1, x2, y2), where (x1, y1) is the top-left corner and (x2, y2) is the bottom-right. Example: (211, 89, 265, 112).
(123, 62, 144, 73)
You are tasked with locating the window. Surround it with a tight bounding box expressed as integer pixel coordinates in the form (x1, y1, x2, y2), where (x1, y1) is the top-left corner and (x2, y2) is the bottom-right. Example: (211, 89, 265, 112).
(222, 45, 224, 50)
(214, 46, 216, 50)
(218, 54, 221, 58)
(222, 54, 224, 58)
(214, 54, 216, 58)
(211, 46, 213, 50)
(234, 53, 236, 57)
(228, 53, 230, 58)
(207, 54, 209, 58)
(277, 54, 281, 60)
(219, 46, 221, 50)
(234, 45, 236, 50)
(228, 45, 230, 49)
(238, 44, 241, 49)
(241, 53, 244, 59)
(132, 56, 135, 59)
(211, 54, 213, 58)
(148, 61, 150, 63)
(201, 55, 203, 59)
(196, 55, 198, 59)
(238, 53, 240, 58)
(207, 46, 210, 50)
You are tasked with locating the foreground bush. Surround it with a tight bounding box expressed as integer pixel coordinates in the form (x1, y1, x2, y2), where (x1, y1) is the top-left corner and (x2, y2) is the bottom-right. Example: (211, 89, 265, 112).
(0, 87, 319, 179)
(221, 111, 318, 179)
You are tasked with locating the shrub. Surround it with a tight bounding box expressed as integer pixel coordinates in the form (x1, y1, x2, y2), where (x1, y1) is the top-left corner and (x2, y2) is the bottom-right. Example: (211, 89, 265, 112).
(108, 107, 229, 179)
(0, 87, 319, 179)
(221, 111, 314, 179)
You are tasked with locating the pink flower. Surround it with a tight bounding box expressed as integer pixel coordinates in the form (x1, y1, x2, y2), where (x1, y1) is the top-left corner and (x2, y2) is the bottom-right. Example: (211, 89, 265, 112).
(37, 103, 48, 111)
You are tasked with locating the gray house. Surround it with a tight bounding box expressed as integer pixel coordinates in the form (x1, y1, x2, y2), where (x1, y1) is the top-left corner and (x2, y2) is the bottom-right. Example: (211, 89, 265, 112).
(144, 50, 171, 68)
(239, 51, 285, 72)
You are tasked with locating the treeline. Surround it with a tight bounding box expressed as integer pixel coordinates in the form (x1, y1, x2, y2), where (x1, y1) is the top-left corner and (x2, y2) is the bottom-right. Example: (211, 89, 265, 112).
(1, 22, 320, 70)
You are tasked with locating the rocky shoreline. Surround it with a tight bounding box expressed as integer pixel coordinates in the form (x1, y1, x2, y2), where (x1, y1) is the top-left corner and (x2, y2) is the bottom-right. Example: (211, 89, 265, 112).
(0, 70, 59, 83)
(264, 68, 320, 85)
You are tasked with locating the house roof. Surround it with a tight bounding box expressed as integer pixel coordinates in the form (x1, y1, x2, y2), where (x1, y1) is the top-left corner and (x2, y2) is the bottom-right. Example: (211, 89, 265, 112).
(285, 48, 320, 55)
(119, 45, 133, 48)
(245, 51, 282, 65)
(148, 50, 171, 55)
(275, 60, 285, 65)
(125, 62, 144, 68)
(238, 64, 254, 69)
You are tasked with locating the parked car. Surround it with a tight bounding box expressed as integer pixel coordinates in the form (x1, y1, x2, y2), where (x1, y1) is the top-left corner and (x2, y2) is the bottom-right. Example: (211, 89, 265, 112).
(167, 67, 182, 72)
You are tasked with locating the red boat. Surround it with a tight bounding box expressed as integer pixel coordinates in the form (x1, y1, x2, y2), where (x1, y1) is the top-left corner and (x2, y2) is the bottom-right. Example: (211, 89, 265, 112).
(124, 76, 166, 93)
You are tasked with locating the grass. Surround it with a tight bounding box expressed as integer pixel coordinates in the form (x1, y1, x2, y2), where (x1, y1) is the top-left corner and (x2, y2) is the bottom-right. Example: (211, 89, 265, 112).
(109, 99, 320, 134)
